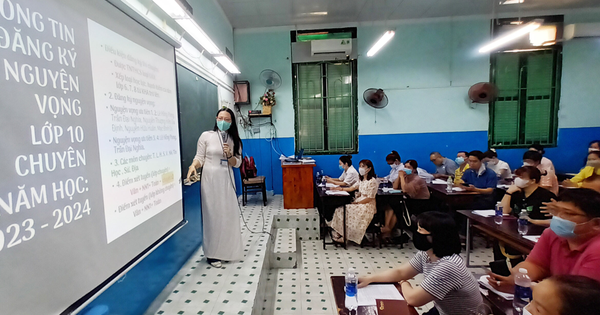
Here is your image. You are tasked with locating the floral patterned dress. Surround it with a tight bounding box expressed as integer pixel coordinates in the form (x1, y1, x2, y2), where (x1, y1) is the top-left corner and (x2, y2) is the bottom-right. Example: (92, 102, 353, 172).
(329, 178, 379, 244)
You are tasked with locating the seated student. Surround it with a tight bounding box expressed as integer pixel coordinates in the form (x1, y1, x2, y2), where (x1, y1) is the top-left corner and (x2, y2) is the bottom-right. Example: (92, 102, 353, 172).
(489, 188, 600, 293)
(501, 166, 556, 226)
(430, 152, 458, 179)
(328, 160, 378, 244)
(483, 150, 512, 179)
(383, 151, 404, 183)
(454, 151, 470, 185)
(529, 144, 555, 172)
(416, 166, 434, 183)
(358, 212, 482, 315)
(589, 140, 600, 152)
(461, 150, 498, 192)
(524, 275, 600, 315)
(562, 151, 600, 188)
(325, 155, 359, 187)
(381, 160, 431, 239)
(523, 151, 559, 195)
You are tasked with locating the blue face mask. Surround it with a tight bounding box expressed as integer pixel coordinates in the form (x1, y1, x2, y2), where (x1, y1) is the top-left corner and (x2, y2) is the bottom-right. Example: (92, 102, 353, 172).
(550, 216, 578, 238)
(339, 165, 345, 171)
(217, 120, 231, 131)
(455, 157, 465, 165)
(404, 169, 412, 175)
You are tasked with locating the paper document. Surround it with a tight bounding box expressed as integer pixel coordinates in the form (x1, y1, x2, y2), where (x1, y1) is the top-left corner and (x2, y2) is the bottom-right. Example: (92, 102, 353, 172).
(473, 210, 497, 217)
(452, 187, 465, 192)
(357, 284, 404, 306)
(325, 190, 350, 196)
(432, 179, 447, 185)
(326, 183, 339, 188)
(523, 235, 541, 243)
(497, 184, 510, 189)
(478, 276, 514, 300)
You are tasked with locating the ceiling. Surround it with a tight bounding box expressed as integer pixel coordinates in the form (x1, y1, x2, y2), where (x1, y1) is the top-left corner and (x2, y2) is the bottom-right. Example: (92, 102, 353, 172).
(214, 0, 600, 29)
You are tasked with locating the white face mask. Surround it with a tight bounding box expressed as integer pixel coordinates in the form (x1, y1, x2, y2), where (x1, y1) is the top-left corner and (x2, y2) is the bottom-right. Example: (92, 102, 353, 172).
(589, 147, 600, 153)
(523, 162, 533, 167)
(359, 168, 367, 176)
(487, 159, 498, 166)
(514, 177, 531, 188)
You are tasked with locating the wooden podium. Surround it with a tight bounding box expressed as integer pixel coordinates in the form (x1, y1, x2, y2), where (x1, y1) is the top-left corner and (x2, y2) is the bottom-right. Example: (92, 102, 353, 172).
(282, 162, 315, 209)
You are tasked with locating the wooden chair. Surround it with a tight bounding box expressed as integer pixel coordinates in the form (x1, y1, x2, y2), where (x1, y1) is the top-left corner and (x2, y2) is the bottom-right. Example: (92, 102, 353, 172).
(241, 173, 267, 206)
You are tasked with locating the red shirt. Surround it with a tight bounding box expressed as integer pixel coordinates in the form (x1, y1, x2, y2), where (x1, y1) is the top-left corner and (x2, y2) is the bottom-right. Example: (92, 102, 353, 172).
(526, 229, 600, 282)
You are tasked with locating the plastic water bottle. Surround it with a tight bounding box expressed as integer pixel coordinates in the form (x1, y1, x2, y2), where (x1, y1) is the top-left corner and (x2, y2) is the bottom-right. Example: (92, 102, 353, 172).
(494, 202, 503, 225)
(518, 210, 529, 235)
(316, 172, 321, 183)
(513, 268, 532, 314)
(446, 176, 453, 192)
(345, 267, 358, 312)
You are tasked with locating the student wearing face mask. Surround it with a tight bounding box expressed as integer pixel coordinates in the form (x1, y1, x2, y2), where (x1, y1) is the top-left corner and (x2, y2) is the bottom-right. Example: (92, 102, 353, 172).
(523, 151, 559, 195)
(383, 151, 404, 183)
(528, 144, 555, 172)
(453, 151, 470, 185)
(324, 155, 359, 187)
(588, 140, 600, 153)
(523, 275, 600, 315)
(489, 188, 600, 293)
(358, 212, 482, 315)
(328, 160, 379, 244)
(483, 150, 512, 180)
(562, 151, 600, 188)
(500, 166, 556, 226)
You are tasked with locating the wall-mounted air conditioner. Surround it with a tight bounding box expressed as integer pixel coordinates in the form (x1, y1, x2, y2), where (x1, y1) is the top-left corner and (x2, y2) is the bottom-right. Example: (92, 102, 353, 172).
(564, 22, 600, 40)
(310, 39, 352, 56)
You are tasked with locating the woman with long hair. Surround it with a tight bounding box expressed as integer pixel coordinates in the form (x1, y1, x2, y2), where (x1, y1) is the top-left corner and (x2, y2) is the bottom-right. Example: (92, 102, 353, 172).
(359, 212, 482, 315)
(328, 159, 379, 244)
(187, 107, 243, 268)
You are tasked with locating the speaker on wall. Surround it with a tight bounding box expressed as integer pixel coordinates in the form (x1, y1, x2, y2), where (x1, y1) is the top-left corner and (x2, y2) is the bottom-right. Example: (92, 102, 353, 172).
(234, 81, 251, 105)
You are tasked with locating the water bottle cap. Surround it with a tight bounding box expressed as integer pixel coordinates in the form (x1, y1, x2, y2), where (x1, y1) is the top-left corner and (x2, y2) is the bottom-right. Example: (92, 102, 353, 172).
(519, 268, 528, 274)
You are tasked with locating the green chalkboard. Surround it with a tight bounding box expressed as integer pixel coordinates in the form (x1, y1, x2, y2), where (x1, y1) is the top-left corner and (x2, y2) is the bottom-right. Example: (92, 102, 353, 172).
(177, 64, 218, 175)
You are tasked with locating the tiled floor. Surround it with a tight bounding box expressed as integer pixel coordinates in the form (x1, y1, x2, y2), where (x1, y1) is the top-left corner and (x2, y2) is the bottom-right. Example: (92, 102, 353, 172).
(153, 194, 493, 315)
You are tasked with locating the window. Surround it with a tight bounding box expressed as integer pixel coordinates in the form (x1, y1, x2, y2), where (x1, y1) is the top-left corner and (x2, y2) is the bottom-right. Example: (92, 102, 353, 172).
(293, 61, 358, 154)
(489, 48, 561, 148)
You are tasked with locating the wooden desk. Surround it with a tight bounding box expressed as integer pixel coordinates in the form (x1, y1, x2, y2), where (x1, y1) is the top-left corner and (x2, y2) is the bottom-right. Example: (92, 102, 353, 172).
(427, 183, 478, 212)
(315, 184, 352, 249)
(330, 276, 417, 315)
(282, 162, 315, 209)
(458, 210, 546, 267)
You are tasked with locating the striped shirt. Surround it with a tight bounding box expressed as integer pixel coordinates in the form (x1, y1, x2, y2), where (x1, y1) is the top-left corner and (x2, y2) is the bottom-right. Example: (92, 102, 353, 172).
(409, 252, 482, 315)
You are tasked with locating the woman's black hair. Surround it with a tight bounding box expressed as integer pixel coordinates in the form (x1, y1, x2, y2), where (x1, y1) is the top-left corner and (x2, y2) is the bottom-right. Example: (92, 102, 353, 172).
(589, 140, 600, 148)
(358, 159, 376, 181)
(386, 151, 401, 162)
(528, 144, 545, 155)
(339, 155, 352, 167)
(523, 150, 543, 162)
(550, 275, 600, 315)
(405, 159, 418, 171)
(514, 166, 542, 183)
(417, 212, 461, 258)
(213, 107, 242, 155)
(483, 150, 498, 159)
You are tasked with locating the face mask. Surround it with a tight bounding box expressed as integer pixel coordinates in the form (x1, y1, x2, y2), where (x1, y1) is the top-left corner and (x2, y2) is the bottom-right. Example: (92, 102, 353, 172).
(413, 232, 432, 251)
(523, 162, 533, 167)
(404, 169, 413, 175)
(339, 165, 345, 171)
(550, 216, 579, 238)
(390, 164, 397, 170)
(587, 160, 600, 168)
(217, 120, 231, 131)
(487, 159, 498, 166)
(455, 157, 465, 165)
(589, 148, 600, 153)
(522, 304, 532, 315)
(359, 168, 367, 176)
(514, 177, 530, 188)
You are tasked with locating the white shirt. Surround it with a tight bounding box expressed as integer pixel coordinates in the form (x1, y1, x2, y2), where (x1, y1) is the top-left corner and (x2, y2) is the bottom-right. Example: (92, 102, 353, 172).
(417, 167, 434, 182)
(339, 165, 359, 186)
(486, 159, 511, 179)
(384, 164, 405, 183)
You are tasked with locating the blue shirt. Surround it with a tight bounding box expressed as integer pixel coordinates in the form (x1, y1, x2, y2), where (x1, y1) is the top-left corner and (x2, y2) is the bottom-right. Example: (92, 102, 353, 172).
(461, 166, 498, 189)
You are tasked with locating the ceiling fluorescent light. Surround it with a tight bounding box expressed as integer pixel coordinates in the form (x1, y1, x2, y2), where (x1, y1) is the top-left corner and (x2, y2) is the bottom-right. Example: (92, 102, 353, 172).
(153, 0, 221, 54)
(309, 12, 328, 15)
(366, 30, 395, 57)
(500, 0, 524, 5)
(479, 19, 543, 53)
(214, 55, 241, 74)
(529, 25, 557, 46)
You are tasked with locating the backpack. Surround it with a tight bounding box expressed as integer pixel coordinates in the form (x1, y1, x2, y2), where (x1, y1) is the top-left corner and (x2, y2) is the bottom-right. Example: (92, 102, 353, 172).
(241, 155, 257, 179)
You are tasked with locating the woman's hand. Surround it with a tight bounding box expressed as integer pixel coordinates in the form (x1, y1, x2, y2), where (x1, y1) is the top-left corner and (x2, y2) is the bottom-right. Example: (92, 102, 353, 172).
(357, 276, 371, 289)
(506, 185, 521, 194)
(561, 179, 577, 187)
(222, 143, 232, 158)
(187, 166, 197, 182)
(487, 271, 515, 294)
(398, 170, 406, 177)
(331, 187, 343, 191)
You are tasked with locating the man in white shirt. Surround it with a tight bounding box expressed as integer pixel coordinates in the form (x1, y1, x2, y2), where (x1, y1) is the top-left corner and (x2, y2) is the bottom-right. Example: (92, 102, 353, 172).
(483, 150, 512, 180)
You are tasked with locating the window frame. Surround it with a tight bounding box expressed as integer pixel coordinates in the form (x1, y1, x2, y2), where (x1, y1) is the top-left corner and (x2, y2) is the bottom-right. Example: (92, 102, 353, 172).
(488, 47, 562, 149)
(292, 60, 358, 155)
